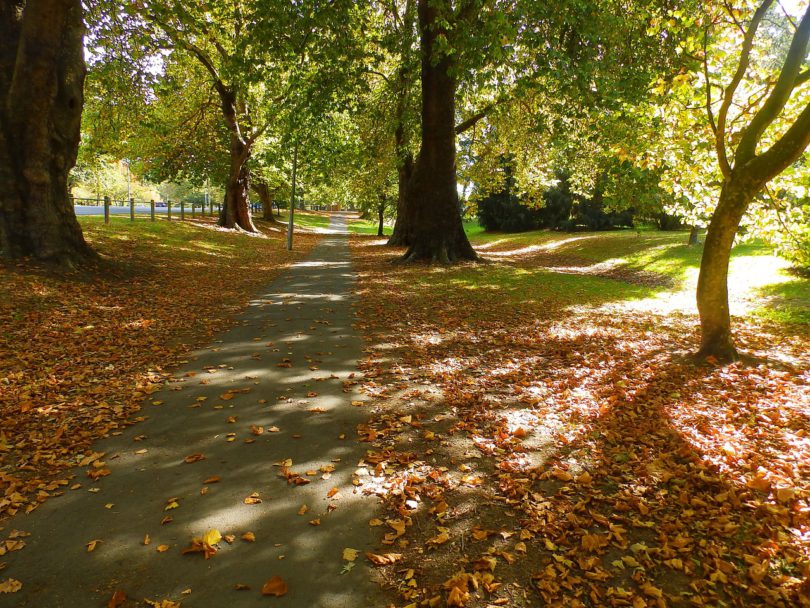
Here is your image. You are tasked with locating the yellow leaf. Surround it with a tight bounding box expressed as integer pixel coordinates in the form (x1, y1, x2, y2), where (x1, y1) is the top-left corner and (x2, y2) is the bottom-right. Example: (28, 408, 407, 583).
(342, 548, 359, 561)
(86, 539, 102, 552)
(202, 529, 221, 547)
(242, 531, 256, 542)
(0, 579, 22, 593)
(156, 544, 170, 553)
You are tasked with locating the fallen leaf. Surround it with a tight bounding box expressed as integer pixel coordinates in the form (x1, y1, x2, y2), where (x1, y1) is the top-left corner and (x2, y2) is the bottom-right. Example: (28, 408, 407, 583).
(86, 539, 102, 552)
(261, 576, 288, 597)
(0, 578, 21, 593)
(241, 532, 256, 542)
(107, 589, 126, 608)
(244, 492, 262, 505)
(342, 548, 360, 561)
(365, 552, 402, 565)
(183, 453, 205, 464)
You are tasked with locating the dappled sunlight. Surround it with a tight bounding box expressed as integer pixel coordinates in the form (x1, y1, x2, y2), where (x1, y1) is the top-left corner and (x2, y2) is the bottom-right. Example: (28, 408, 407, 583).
(349, 230, 810, 607)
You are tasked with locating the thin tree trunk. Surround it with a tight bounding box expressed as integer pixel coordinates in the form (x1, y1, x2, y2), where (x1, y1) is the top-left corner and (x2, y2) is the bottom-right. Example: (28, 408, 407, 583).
(400, 0, 476, 263)
(688, 225, 700, 245)
(387, 152, 413, 246)
(252, 179, 280, 223)
(218, 134, 256, 232)
(377, 196, 386, 237)
(696, 182, 754, 361)
(0, 0, 92, 265)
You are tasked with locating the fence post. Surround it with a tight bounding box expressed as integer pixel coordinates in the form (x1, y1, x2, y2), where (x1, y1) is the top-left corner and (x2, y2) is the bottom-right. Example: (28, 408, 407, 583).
(104, 196, 110, 224)
(180, 200, 185, 221)
(167, 200, 172, 221)
(150, 200, 155, 222)
(129, 197, 135, 222)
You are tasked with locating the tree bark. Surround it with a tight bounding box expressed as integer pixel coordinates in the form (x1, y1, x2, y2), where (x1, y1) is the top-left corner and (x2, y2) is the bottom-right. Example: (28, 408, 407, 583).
(696, 182, 756, 361)
(387, 152, 413, 246)
(251, 179, 280, 223)
(688, 225, 700, 245)
(399, 0, 476, 263)
(0, 0, 93, 264)
(377, 195, 386, 237)
(218, 133, 256, 232)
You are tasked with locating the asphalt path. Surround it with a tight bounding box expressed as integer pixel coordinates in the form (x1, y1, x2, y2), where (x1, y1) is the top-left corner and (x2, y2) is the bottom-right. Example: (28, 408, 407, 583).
(0, 213, 388, 607)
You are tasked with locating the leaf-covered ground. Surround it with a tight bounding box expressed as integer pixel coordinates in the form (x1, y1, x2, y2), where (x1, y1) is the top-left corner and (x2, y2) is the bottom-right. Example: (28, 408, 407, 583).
(349, 231, 809, 608)
(0, 217, 318, 521)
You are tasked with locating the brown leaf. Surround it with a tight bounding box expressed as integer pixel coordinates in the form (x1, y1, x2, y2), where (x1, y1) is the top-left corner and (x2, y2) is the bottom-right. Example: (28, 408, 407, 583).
(107, 589, 126, 608)
(183, 453, 205, 464)
(261, 576, 288, 597)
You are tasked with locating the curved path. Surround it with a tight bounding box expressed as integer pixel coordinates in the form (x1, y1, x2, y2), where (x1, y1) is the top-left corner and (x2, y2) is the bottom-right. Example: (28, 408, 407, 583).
(1, 213, 387, 607)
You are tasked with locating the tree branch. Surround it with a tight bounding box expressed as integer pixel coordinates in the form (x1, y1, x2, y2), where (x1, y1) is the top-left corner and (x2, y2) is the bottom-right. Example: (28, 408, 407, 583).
(703, 30, 717, 135)
(749, 99, 810, 182)
(715, 0, 774, 178)
(736, 5, 810, 163)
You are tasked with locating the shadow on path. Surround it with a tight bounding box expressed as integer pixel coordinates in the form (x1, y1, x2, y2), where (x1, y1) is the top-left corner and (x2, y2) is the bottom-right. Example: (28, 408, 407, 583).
(1, 213, 388, 607)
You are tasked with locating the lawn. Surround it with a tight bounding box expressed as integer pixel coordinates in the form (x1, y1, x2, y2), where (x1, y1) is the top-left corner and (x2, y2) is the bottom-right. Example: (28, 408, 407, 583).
(349, 225, 809, 608)
(276, 209, 333, 230)
(0, 216, 318, 519)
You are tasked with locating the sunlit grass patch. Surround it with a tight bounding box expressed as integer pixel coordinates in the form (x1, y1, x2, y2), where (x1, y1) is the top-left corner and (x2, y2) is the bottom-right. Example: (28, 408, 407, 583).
(276, 210, 332, 230)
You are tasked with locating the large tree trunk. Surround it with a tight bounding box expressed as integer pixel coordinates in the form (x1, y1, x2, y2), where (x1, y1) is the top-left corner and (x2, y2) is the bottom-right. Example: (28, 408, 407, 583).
(218, 135, 256, 232)
(251, 179, 280, 223)
(696, 182, 756, 361)
(399, 0, 476, 263)
(0, 0, 92, 265)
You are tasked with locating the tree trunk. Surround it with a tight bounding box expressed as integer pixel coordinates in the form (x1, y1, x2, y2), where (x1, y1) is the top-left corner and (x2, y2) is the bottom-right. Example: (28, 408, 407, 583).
(377, 196, 386, 237)
(252, 179, 280, 223)
(0, 0, 92, 265)
(688, 225, 700, 245)
(696, 182, 756, 361)
(387, 152, 413, 246)
(218, 134, 256, 232)
(399, 0, 476, 263)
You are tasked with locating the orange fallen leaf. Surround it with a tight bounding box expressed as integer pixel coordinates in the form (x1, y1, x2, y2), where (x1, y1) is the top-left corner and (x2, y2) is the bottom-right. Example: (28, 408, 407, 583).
(241, 531, 256, 542)
(183, 453, 205, 464)
(156, 544, 170, 553)
(108, 589, 126, 608)
(261, 576, 288, 597)
(365, 552, 402, 565)
(86, 539, 102, 552)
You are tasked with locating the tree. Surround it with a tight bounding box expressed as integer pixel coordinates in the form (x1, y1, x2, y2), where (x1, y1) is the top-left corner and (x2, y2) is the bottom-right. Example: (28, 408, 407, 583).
(398, 0, 478, 262)
(0, 0, 92, 264)
(696, 1, 810, 360)
(133, 0, 364, 232)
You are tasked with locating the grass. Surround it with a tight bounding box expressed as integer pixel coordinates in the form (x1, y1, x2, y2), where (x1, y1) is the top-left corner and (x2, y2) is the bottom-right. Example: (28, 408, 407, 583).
(349, 216, 391, 236)
(275, 210, 332, 230)
(463, 221, 809, 326)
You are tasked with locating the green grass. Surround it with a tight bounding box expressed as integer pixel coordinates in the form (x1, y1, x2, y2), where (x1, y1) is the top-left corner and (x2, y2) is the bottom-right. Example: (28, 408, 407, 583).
(463, 220, 809, 325)
(349, 217, 390, 236)
(276, 210, 332, 230)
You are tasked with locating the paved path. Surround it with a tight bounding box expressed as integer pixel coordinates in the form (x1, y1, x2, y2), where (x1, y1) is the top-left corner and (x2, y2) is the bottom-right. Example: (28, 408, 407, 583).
(1, 213, 387, 607)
